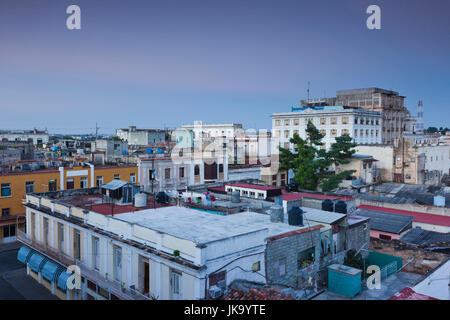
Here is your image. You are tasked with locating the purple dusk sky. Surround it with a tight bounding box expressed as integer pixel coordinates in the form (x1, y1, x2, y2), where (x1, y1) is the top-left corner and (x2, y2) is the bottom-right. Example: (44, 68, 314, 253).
(0, 0, 449, 134)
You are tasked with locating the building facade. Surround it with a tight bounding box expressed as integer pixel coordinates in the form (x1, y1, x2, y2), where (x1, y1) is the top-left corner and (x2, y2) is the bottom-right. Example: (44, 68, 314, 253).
(301, 88, 411, 145)
(116, 126, 168, 146)
(0, 129, 49, 145)
(0, 164, 138, 244)
(19, 190, 322, 300)
(271, 106, 382, 151)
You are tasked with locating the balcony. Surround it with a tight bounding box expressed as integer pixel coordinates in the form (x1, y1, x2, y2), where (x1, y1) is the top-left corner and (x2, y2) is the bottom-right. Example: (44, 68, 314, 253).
(17, 231, 150, 300)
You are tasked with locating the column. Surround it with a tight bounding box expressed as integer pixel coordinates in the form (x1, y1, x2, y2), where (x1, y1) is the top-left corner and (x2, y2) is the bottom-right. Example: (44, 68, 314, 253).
(89, 164, 95, 187)
(159, 167, 163, 192)
(216, 158, 220, 181)
(173, 164, 177, 191)
(36, 213, 41, 242)
(199, 161, 204, 184)
(189, 162, 195, 186)
(223, 154, 229, 181)
(59, 167, 65, 190)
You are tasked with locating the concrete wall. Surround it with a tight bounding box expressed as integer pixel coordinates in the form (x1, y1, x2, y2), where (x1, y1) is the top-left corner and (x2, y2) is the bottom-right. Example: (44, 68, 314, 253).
(265, 229, 321, 287)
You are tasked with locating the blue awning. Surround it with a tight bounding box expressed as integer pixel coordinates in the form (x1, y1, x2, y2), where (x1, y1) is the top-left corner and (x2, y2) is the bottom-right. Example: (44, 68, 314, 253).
(57, 270, 72, 291)
(42, 260, 63, 282)
(17, 246, 33, 264)
(28, 252, 47, 273)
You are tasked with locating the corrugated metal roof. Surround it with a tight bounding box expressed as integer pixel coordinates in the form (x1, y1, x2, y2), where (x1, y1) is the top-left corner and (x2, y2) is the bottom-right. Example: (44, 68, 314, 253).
(355, 208, 413, 234)
(102, 179, 128, 190)
(302, 208, 346, 224)
(400, 228, 450, 246)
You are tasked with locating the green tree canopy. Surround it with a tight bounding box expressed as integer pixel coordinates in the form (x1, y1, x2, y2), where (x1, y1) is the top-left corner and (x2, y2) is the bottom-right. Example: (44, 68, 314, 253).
(279, 121, 357, 192)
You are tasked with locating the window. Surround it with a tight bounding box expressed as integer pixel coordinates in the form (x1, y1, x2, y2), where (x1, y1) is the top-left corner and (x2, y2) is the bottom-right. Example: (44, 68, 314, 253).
(376, 130, 379, 137)
(330, 118, 337, 125)
(249, 191, 255, 197)
(320, 129, 326, 136)
(49, 179, 57, 191)
(66, 179, 74, 190)
(284, 119, 290, 126)
(58, 223, 64, 251)
(366, 118, 370, 125)
(96, 176, 103, 187)
(80, 177, 88, 189)
(3, 225, 16, 238)
(130, 173, 136, 183)
(170, 270, 182, 300)
(366, 129, 369, 136)
(25, 181, 35, 193)
(179, 167, 185, 178)
(219, 164, 223, 173)
(194, 165, 199, 175)
(92, 237, 100, 270)
(354, 129, 358, 137)
(258, 192, 264, 198)
(360, 129, 364, 136)
(293, 129, 299, 136)
(376, 119, 379, 125)
(320, 118, 326, 125)
(252, 261, 261, 272)
(275, 120, 281, 126)
(284, 142, 290, 149)
(360, 118, 364, 124)
(274, 130, 280, 137)
(113, 245, 122, 282)
(342, 129, 349, 135)
(293, 119, 299, 125)
(379, 234, 392, 241)
(331, 129, 337, 137)
(284, 130, 289, 138)
(43, 217, 49, 246)
(1, 183, 11, 197)
(297, 247, 315, 269)
(165, 168, 171, 179)
(114, 174, 120, 180)
(370, 130, 374, 137)
(277, 258, 286, 277)
(354, 117, 358, 124)
(74, 230, 81, 260)
(2, 208, 10, 217)
(342, 117, 349, 124)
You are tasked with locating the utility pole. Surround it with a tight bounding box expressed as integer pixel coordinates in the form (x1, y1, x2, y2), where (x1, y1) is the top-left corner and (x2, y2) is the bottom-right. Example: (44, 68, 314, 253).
(307, 81, 311, 100)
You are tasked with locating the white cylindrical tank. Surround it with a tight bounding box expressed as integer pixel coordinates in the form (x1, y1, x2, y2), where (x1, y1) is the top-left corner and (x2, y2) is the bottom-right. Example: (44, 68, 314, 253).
(135, 192, 147, 207)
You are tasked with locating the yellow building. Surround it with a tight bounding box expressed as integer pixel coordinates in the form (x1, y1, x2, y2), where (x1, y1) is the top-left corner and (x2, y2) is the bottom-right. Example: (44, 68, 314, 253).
(0, 164, 138, 243)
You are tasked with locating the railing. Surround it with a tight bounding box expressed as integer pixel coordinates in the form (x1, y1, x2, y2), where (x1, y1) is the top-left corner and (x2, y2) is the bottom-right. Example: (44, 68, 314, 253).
(17, 230, 76, 267)
(76, 260, 150, 300)
(17, 231, 150, 300)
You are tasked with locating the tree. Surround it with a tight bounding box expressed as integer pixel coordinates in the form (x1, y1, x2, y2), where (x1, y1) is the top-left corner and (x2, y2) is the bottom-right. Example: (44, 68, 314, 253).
(344, 249, 365, 271)
(279, 121, 356, 192)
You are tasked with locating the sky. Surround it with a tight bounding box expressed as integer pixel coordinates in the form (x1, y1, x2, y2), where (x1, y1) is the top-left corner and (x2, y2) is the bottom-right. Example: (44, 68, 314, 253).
(0, 0, 449, 134)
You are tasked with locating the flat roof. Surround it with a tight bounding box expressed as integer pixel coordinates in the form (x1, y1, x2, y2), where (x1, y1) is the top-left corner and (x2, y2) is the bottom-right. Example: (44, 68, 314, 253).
(114, 206, 321, 244)
(302, 207, 346, 225)
(277, 192, 353, 202)
(355, 208, 413, 234)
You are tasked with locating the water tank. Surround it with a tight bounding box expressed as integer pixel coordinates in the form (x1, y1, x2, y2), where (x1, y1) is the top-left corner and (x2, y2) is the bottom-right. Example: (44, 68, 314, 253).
(270, 204, 284, 223)
(334, 200, 347, 214)
(134, 193, 147, 207)
(231, 191, 241, 203)
(288, 206, 303, 226)
(155, 192, 168, 204)
(322, 199, 334, 212)
(434, 195, 445, 207)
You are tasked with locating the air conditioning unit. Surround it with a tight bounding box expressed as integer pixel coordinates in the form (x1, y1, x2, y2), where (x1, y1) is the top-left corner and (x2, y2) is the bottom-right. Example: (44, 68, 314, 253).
(208, 285, 223, 299)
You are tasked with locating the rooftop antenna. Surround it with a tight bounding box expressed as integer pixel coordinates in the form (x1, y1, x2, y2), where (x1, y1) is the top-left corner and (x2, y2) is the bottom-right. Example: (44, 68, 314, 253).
(416, 100, 424, 134)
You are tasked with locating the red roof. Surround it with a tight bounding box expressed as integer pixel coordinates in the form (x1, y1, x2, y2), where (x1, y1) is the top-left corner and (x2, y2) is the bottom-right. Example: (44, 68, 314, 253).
(357, 205, 450, 227)
(226, 183, 281, 191)
(388, 287, 438, 300)
(278, 192, 353, 202)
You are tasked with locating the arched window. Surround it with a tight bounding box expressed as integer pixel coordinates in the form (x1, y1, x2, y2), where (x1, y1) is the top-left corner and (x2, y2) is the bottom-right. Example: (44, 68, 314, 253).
(194, 165, 200, 175)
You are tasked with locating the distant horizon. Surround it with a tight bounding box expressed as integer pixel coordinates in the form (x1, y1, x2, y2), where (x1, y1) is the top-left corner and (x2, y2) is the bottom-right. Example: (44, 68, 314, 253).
(1, 0, 449, 132)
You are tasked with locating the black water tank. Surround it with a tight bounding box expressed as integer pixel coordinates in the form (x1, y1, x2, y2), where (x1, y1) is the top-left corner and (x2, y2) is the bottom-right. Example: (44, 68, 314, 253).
(334, 200, 347, 214)
(155, 192, 168, 204)
(288, 207, 303, 226)
(322, 199, 334, 212)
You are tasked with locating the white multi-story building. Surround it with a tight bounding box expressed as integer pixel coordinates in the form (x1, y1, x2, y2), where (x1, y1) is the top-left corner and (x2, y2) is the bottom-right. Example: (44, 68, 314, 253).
(0, 129, 49, 145)
(181, 121, 243, 139)
(271, 106, 382, 150)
